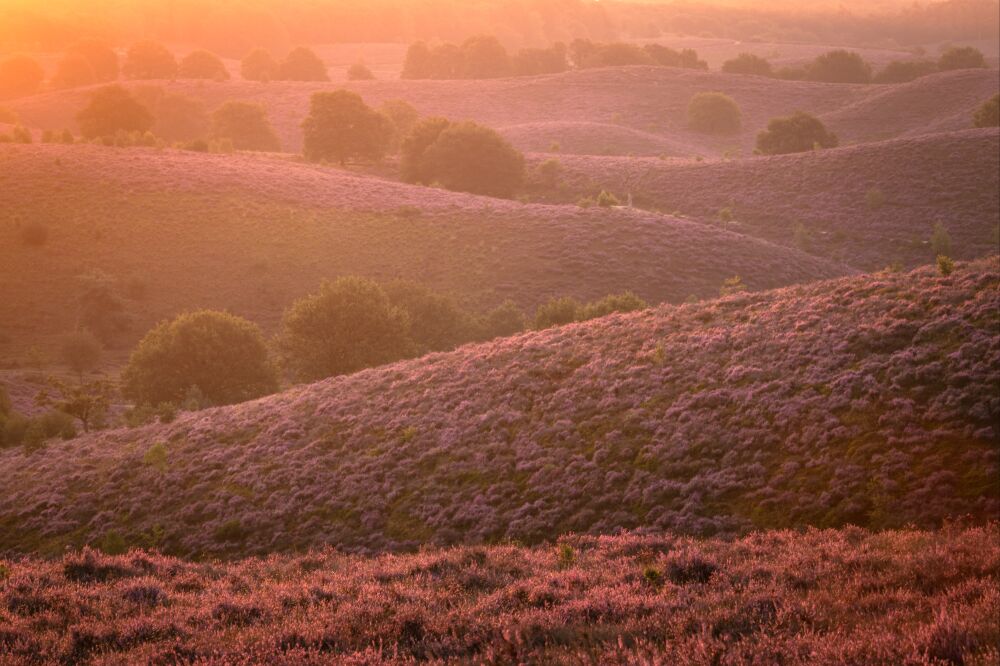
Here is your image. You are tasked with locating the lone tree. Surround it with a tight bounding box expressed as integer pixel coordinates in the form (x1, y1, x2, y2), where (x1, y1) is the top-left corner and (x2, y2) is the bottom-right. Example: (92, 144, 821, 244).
(807, 50, 872, 83)
(0, 55, 44, 99)
(420, 121, 525, 197)
(67, 40, 119, 81)
(973, 94, 999, 128)
(51, 53, 97, 89)
(211, 101, 280, 151)
(722, 53, 773, 77)
(122, 310, 278, 407)
(400, 116, 452, 183)
(122, 41, 178, 80)
(279, 277, 411, 381)
(279, 46, 328, 81)
(179, 50, 230, 80)
(36, 377, 112, 433)
(76, 85, 154, 139)
(756, 111, 838, 155)
(938, 46, 986, 71)
(301, 90, 391, 164)
(687, 92, 742, 134)
(241, 49, 278, 81)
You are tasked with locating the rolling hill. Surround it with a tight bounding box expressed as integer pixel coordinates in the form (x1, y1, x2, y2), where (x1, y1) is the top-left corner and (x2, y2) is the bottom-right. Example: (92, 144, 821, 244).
(0, 143, 848, 358)
(1, 258, 996, 558)
(7, 66, 995, 157)
(531, 128, 1000, 270)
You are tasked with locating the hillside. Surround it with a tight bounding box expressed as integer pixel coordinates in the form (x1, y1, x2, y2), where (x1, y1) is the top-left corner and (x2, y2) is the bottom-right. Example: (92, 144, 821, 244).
(12, 66, 995, 157)
(1, 259, 996, 557)
(1, 526, 997, 664)
(0, 143, 848, 357)
(533, 128, 1000, 270)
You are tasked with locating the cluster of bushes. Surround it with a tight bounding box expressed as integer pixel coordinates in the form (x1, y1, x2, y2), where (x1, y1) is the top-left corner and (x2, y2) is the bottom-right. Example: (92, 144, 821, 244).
(0, 125, 32, 143)
(0, 386, 77, 450)
(117, 279, 650, 421)
(69, 84, 281, 152)
(241, 47, 329, 82)
(721, 46, 988, 85)
(400, 35, 708, 80)
(399, 116, 525, 197)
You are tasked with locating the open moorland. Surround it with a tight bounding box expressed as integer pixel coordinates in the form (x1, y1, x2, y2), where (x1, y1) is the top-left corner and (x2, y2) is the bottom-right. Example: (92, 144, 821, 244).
(1, 259, 996, 557)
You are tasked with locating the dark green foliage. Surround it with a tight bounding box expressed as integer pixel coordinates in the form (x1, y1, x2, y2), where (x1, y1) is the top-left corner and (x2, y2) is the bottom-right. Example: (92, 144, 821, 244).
(122, 41, 178, 80)
(301, 90, 391, 164)
(347, 62, 375, 80)
(938, 46, 986, 71)
(384, 280, 476, 354)
(76, 85, 154, 139)
(512, 44, 568, 76)
(36, 378, 110, 433)
(874, 60, 937, 83)
(279, 47, 328, 81)
(574, 40, 651, 67)
(122, 310, 278, 407)
(643, 44, 707, 70)
(179, 50, 230, 80)
(578, 292, 648, 320)
(480, 300, 527, 339)
(534, 297, 583, 330)
(688, 92, 742, 134)
(973, 94, 999, 128)
(756, 112, 838, 155)
(937, 255, 954, 276)
(400, 117, 452, 183)
(807, 50, 872, 83)
(419, 121, 525, 197)
(211, 101, 280, 151)
(241, 49, 278, 82)
(722, 53, 773, 77)
(279, 277, 411, 382)
(0, 55, 43, 99)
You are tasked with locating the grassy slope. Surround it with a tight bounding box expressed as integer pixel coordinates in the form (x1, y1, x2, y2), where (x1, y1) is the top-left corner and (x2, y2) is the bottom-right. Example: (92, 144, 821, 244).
(0, 143, 848, 357)
(8, 67, 995, 157)
(1, 259, 996, 557)
(529, 128, 1000, 270)
(1, 526, 997, 664)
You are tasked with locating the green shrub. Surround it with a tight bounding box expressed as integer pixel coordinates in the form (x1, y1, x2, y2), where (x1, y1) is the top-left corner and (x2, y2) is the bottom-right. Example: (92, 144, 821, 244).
(937, 255, 954, 276)
(419, 121, 525, 197)
(688, 92, 741, 134)
(938, 46, 986, 71)
(721, 53, 772, 77)
(143, 442, 169, 471)
(241, 49, 278, 82)
(122, 41, 178, 80)
(874, 60, 937, 83)
(380, 99, 420, 153)
(807, 50, 871, 83)
(597, 190, 620, 207)
(11, 125, 31, 143)
(578, 292, 648, 320)
(400, 117, 452, 183)
(279, 46, 328, 81)
(301, 90, 391, 164)
(720, 276, 747, 296)
(76, 85, 154, 139)
(866, 187, 886, 210)
(536, 158, 562, 188)
(347, 62, 376, 80)
(479, 300, 527, 339)
(383, 280, 475, 354)
(179, 50, 229, 80)
(279, 277, 411, 382)
(122, 310, 278, 407)
(756, 112, 838, 155)
(211, 101, 280, 151)
(973, 94, 999, 128)
(534, 297, 581, 330)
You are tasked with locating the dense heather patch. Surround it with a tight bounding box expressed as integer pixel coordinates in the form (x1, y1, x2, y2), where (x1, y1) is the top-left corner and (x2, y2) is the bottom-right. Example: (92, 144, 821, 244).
(540, 129, 1000, 270)
(0, 527, 997, 664)
(0, 259, 996, 556)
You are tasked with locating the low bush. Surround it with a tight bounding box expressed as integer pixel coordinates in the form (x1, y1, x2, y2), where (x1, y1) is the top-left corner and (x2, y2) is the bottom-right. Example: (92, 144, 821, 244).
(973, 94, 999, 128)
(721, 53, 773, 77)
(347, 62, 375, 80)
(687, 92, 741, 134)
(938, 46, 986, 71)
(756, 112, 838, 155)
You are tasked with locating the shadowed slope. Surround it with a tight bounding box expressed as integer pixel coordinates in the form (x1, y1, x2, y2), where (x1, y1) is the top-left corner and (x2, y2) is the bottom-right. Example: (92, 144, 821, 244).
(535, 128, 1000, 270)
(1, 259, 996, 557)
(0, 143, 848, 355)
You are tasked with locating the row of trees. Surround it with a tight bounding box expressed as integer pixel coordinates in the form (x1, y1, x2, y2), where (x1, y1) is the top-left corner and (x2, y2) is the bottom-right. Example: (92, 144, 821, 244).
(401, 36, 707, 80)
(721, 46, 989, 84)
